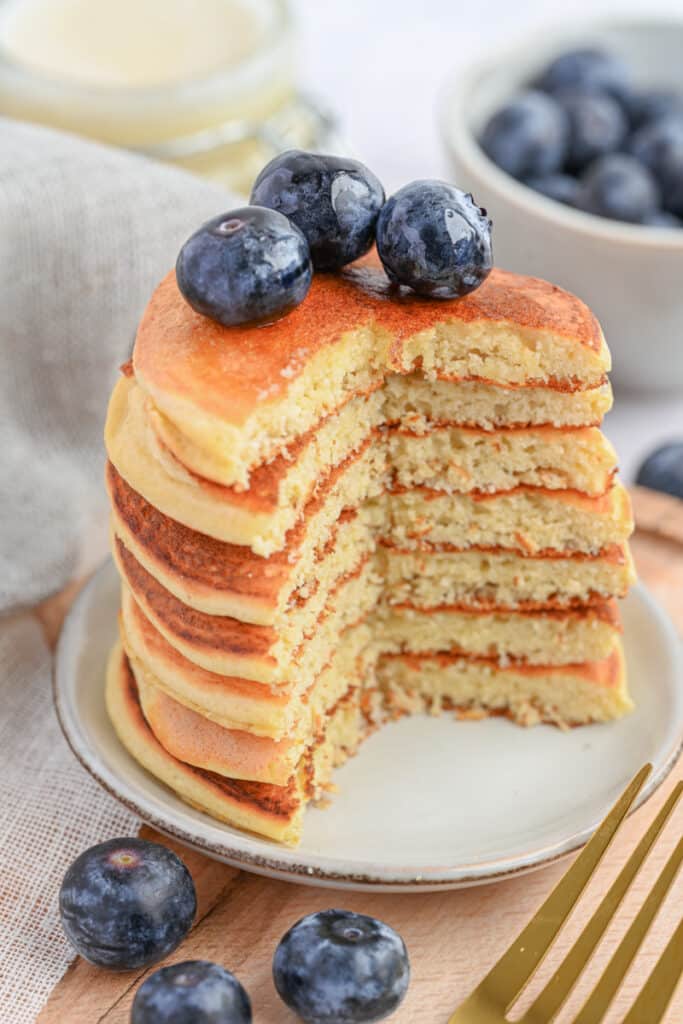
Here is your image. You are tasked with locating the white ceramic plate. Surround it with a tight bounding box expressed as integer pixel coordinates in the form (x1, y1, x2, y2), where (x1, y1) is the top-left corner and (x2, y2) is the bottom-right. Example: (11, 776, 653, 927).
(55, 560, 683, 892)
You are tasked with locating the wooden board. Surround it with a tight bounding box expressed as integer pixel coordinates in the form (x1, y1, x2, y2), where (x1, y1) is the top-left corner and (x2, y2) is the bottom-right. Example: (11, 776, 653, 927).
(36, 487, 683, 1024)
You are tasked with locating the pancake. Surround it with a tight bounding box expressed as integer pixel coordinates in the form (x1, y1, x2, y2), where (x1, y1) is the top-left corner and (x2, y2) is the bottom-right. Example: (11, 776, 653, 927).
(383, 375, 613, 431)
(380, 641, 631, 728)
(133, 261, 609, 488)
(378, 601, 621, 665)
(385, 481, 632, 554)
(116, 539, 381, 683)
(111, 509, 377, 647)
(106, 375, 387, 555)
(109, 462, 378, 623)
(121, 588, 375, 739)
(106, 644, 370, 846)
(388, 424, 617, 496)
(156, 384, 616, 496)
(130, 603, 622, 782)
(381, 543, 636, 608)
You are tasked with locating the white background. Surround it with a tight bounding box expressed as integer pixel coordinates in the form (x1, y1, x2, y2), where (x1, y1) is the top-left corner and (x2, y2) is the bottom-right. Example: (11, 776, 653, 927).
(292, 0, 683, 481)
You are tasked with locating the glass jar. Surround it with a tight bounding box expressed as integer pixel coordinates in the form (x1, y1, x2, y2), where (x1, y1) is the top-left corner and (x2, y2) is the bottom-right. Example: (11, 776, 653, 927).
(0, 0, 337, 194)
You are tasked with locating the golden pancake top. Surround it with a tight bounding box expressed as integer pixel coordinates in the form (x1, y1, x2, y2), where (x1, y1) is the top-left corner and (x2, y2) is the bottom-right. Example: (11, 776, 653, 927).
(133, 258, 606, 430)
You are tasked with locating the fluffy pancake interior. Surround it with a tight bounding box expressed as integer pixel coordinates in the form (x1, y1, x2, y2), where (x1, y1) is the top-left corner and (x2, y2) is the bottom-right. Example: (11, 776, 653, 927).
(381, 544, 635, 608)
(389, 425, 616, 496)
(383, 481, 632, 555)
(380, 643, 631, 727)
(378, 602, 620, 665)
(383, 375, 613, 431)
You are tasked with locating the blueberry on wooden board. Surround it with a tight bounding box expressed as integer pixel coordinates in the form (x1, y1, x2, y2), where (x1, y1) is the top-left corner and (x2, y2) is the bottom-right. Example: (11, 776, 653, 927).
(273, 908, 410, 1023)
(59, 838, 196, 970)
(131, 961, 252, 1023)
(636, 443, 683, 499)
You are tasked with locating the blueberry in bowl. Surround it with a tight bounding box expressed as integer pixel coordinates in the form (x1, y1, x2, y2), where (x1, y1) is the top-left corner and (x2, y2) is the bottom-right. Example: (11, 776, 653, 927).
(376, 179, 492, 298)
(628, 116, 683, 217)
(626, 88, 683, 129)
(251, 150, 385, 271)
(643, 210, 683, 228)
(636, 443, 683, 499)
(59, 838, 196, 970)
(555, 90, 627, 172)
(131, 961, 252, 1024)
(524, 173, 580, 207)
(479, 90, 569, 179)
(176, 206, 313, 327)
(575, 153, 660, 223)
(273, 908, 410, 1023)
(473, 37, 683, 228)
(532, 47, 633, 104)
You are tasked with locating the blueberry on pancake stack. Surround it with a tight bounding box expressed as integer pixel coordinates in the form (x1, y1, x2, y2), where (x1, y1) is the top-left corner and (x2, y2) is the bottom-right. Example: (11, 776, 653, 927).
(104, 156, 635, 845)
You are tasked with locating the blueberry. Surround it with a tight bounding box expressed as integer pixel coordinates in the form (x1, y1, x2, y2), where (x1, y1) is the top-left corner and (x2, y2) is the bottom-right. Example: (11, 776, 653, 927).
(636, 443, 683, 498)
(525, 173, 580, 207)
(250, 150, 385, 270)
(375, 180, 492, 299)
(59, 838, 196, 970)
(625, 88, 683, 128)
(628, 117, 683, 216)
(273, 909, 410, 1024)
(533, 47, 632, 104)
(643, 210, 682, 228)
(480, 90, 569, 179)
(131, 961, 252, 1024)
(556, 90, 627, 171)
(576, 154, 660, 223)
(176, 207, 312, 327)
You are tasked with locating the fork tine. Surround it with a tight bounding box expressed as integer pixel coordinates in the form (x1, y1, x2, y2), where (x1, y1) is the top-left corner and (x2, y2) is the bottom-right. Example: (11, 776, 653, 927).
(520, 782, 683, 1024)
(621, 915, 683, 1024)
(573, 834, 683, 1024)
(462, 764, 651, 1015)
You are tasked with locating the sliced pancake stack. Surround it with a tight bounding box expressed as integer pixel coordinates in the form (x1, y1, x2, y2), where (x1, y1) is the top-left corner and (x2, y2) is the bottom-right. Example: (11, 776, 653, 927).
(105, 259, 636, 845)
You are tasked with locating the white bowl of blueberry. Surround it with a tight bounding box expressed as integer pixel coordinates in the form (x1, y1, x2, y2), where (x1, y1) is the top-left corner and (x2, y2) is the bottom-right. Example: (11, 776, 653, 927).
(441, 17, 683, 394)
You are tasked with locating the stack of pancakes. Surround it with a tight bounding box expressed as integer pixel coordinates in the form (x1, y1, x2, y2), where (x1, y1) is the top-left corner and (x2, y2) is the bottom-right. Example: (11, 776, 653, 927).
(105, 259, 636, 845)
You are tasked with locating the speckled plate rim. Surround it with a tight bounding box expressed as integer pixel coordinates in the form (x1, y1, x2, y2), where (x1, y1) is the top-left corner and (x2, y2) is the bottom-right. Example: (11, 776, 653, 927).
(54, 560, 683, 892)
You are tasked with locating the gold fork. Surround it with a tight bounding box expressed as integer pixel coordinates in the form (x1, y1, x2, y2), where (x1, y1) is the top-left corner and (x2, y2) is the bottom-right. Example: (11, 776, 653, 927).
(449, 765, 683, 1024)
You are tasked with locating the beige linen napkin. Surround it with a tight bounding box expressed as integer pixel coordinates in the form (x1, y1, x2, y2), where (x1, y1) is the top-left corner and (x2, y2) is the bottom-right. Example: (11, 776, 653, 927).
(0, 118, 232, 1021)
